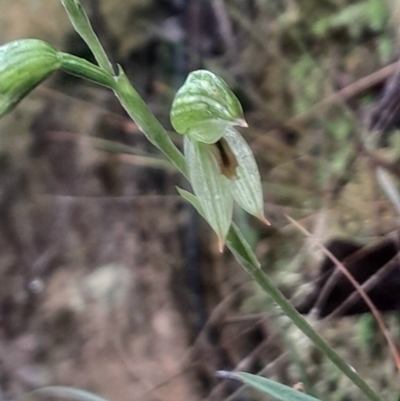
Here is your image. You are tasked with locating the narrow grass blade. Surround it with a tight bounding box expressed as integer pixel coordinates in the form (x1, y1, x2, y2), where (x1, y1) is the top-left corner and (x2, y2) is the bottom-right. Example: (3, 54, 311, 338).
(217, 371, 322, 401)
(30, 387, 112, 401)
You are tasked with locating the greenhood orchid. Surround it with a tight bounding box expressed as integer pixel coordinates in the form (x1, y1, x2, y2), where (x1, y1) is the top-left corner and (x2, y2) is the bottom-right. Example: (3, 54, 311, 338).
(171, 70, 269, 251)
(0, 39, 61, 117)
(0, 39, 114, 118)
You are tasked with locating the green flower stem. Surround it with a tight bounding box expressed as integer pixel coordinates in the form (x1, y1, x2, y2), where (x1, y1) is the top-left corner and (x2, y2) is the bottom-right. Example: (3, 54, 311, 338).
(226, 226, 382, 401)
(112, 67, 188, 176)
(247, 268, 381, 401)
(60, 0, 114, 75)
(59, 53, 115, 88)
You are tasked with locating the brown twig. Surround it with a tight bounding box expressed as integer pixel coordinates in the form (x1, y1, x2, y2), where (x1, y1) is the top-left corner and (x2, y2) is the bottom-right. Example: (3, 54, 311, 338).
(285, 214, 400, 371)
(292, 61, 400, 124)
(327, 252, 400, 319)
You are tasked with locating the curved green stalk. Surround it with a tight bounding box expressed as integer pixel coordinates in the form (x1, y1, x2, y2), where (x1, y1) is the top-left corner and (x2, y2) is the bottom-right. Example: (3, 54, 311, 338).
(59, 53, 115, 88)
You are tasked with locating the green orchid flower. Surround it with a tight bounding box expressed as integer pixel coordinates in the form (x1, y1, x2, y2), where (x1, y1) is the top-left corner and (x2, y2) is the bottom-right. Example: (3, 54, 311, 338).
(0, 38, 114, 118)
(0, 39, 62, 117)
(171, 70, 269, 251)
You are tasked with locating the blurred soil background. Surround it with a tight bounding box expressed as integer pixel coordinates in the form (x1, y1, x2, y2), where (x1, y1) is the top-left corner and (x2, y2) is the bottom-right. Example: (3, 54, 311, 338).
(1, 0, 400, 400)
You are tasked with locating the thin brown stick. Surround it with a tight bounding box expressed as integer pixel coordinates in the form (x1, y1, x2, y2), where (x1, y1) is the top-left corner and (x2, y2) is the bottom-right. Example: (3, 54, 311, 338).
(292, 61, 400, 123)
(327, 252, 400, 319)
(285, 214, 400, 371)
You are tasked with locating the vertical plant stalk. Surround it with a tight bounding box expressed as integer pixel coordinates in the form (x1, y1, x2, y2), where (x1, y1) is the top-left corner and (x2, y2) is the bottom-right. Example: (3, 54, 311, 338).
(225, 223, 383, 401)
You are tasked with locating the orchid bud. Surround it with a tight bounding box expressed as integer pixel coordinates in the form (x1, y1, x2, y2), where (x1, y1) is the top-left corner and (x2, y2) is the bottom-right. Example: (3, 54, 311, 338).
(0, 39, 61, 117)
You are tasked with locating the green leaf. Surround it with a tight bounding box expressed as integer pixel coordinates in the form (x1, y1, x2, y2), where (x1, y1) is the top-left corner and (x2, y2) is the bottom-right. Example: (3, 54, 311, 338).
(60, 0, 114, 75)
(176, 187, 202, 211)
(170, 70, 246, 141)
(0, 39, 61, 117)
(218, 371, 322, 401)
(30, 387, 112, 401)
(184, 137, 233, 249)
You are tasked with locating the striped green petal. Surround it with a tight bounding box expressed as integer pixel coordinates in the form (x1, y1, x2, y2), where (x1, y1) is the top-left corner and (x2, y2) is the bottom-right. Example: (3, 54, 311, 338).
(224, 127, 268, 223)
(184, 136, 234, 250)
